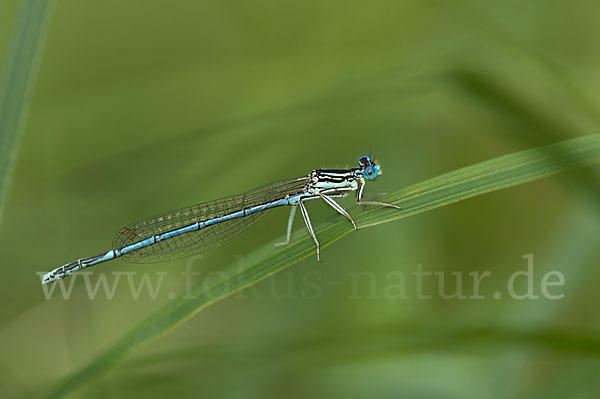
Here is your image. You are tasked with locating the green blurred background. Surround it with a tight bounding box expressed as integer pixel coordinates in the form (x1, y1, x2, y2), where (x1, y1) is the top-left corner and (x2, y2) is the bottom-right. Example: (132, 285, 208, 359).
(1, 0, 600, 398)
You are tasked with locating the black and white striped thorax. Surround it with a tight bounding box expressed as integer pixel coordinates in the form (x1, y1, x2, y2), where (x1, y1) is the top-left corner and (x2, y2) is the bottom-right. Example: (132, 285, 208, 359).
(305, 168, 362, 195)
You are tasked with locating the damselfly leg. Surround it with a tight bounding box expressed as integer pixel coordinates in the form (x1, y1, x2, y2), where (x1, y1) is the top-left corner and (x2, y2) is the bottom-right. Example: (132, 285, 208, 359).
(275, 205, 297, 247)
(318, 192, 358, 230)
(356, 180, 402, 209)
(299, 200, 320, 261)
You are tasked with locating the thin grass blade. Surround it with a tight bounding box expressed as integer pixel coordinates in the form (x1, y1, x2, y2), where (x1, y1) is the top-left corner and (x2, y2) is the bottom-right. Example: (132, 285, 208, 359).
(49, 133, 600, 397)
(0, 0, 54, 223)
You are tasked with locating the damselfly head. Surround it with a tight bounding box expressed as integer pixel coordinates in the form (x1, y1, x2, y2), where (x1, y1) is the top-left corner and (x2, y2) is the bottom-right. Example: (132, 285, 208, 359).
(358, 155, 382, 181)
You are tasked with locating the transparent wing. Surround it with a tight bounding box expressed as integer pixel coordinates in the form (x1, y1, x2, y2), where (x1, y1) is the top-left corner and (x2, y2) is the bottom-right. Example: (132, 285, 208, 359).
(113, 177, 308, 263)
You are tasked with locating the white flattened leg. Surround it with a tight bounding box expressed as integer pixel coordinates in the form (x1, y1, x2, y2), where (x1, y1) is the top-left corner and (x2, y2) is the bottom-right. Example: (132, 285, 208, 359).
(275, 205, 297, 247)
(318, 192, 357, 230)
(299, 200, 320, 261)
(356, 179, 402, 210)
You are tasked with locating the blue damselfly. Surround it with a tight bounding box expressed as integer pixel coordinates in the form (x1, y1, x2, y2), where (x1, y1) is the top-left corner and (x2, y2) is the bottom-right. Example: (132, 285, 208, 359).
(41, 155, 400, 284)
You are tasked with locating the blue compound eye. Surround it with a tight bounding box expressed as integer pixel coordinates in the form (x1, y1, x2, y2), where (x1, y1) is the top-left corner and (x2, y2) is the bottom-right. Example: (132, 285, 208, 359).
(358, 155, 373, 167)
(363, 165, 378, 181)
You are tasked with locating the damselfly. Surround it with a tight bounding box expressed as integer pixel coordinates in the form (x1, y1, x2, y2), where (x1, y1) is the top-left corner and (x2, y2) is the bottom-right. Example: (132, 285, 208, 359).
(41, 155, 400, 284)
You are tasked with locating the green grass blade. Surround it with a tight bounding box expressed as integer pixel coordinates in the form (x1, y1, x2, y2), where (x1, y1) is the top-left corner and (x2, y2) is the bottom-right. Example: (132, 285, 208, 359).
(0, 0, 54, 223)
(50, 133, 600, 397)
